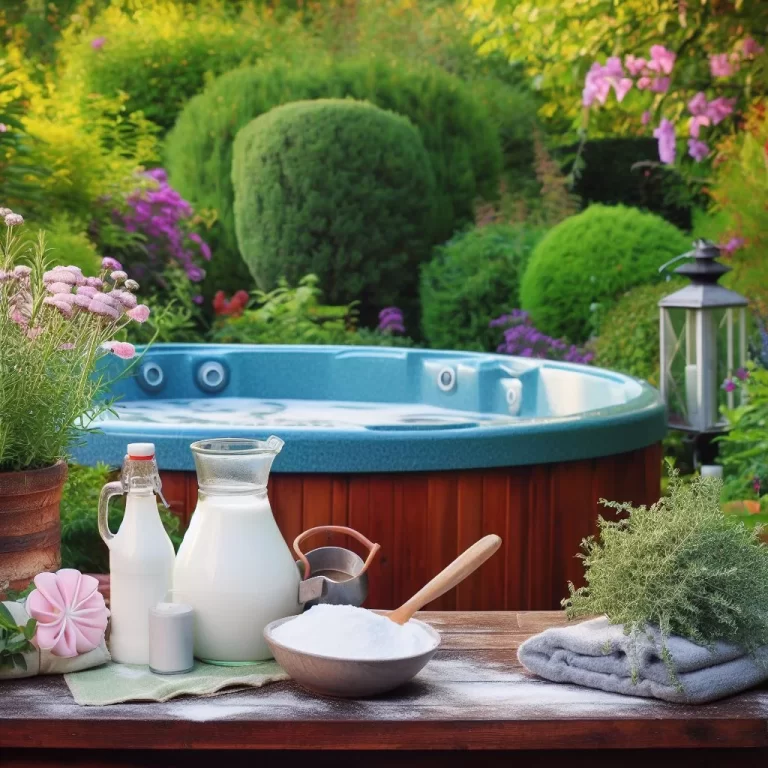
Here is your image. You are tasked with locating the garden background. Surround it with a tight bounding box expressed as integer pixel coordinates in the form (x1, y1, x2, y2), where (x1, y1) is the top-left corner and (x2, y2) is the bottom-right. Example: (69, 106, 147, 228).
(1, 0, 766, 572)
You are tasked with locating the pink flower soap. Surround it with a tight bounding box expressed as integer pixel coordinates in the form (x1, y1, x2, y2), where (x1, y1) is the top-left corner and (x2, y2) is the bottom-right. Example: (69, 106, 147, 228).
(26, 569, 110, 658)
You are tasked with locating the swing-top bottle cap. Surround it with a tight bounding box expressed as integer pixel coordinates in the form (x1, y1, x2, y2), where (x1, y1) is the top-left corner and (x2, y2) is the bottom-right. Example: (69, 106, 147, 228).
(127, 443, 155, 460)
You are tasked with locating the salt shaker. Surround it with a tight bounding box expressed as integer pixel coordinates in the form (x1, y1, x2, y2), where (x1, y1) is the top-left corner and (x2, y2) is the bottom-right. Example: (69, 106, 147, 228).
(149, 602, 194, 675)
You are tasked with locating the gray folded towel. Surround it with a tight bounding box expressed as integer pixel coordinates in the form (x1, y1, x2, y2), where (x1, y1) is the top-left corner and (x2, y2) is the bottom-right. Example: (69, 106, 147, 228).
(518, 616, 768, 704)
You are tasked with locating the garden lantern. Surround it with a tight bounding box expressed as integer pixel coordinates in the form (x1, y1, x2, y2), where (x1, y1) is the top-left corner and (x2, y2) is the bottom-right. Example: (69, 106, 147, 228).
(658, 239, 748, 434)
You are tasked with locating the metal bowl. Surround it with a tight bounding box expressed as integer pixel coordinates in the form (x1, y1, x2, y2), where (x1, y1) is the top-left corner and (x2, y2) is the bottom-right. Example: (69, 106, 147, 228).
(263, 615, 441, 698)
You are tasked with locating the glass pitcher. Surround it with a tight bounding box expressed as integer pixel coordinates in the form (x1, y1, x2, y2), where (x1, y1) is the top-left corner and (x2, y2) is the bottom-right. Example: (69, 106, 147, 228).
(173, 437, 300, 664)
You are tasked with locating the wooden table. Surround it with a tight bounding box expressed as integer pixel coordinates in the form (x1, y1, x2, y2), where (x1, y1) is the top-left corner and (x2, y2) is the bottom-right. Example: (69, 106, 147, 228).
(2, 611, 767, 767)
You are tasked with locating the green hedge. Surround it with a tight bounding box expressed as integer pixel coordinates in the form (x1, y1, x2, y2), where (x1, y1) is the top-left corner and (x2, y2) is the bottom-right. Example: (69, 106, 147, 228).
(233, 100, 435, 314)
(593, 280, 684, 387)
(520, 204, 691, 343)
(166, 56, 502, 294)
(421, 224, 543, 351)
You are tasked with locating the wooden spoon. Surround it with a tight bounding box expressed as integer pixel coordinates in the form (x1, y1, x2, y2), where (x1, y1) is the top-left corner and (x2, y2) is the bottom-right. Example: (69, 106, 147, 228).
(386, 534, 502, 625)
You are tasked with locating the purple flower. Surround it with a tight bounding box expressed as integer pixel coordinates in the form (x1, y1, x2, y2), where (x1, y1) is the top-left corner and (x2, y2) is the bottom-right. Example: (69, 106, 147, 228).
(650, 77, 670, 93)
(722, 378, 737, 393)
(641, 110, 651, 125)
(688, 139, 710, 162)
(653, 119, 676, 164)
(101, 257, 122, 271)
(582, 59, 632, 107)
(377, 306, 406, 335)
(735, 367, 749, 381)
(193, 294, 204, 305)
(5, 213, 24, 226)
(706, 96, 735, 126)
(91, 37, 106, 51)
(753, 476, 762, 496)
(710, 53, 738, 78)
(492, 310, 592, 364)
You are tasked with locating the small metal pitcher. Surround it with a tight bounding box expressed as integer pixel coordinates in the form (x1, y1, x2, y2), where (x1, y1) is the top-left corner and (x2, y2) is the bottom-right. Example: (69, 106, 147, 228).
(294, 526, 380, 609)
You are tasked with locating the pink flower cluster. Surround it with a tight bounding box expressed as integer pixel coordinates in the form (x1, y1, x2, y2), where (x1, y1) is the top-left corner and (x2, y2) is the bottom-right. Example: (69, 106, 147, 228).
(583, 57, 633, 106)
(682, 92, 736, 161)
(625, 45, 676, 93)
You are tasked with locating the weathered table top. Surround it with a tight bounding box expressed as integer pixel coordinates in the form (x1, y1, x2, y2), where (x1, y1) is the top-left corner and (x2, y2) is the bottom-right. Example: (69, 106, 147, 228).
(2, 611, 768, 763)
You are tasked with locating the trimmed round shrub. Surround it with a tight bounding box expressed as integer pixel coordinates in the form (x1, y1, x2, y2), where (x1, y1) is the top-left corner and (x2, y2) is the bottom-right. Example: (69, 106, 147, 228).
(519, 204, 691, 343)
(420, 224, 543, 351)
(166, 56, 502, 294)
(232, 100, 436, 314)
(593, 280, 684, 387)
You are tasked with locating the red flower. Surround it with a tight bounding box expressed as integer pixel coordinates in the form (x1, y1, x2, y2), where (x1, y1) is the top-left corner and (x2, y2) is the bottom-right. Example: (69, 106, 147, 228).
(213, 289, 250, 318)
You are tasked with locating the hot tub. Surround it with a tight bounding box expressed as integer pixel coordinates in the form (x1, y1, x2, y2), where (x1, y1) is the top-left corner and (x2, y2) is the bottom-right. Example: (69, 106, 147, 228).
(74, 344, 666, 611)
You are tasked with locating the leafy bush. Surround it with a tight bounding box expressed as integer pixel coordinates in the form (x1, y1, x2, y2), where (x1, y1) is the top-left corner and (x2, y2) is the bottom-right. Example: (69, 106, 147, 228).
(520, 204, 691, 343)
(211, 274, 357, 346)
(421, 224, 542, 351)
(33, 216, 102, 274)
(719, 366, 768, 509)
(57, 2, 302, 133)
(593, 280, 684, 386)
(556, 139, 696, 231)
(233, 99, 436, 313)
(166, 55, 502, 293)
(492, 310, 593, 364)
(565, 469, 768, 682)
(708, 102, 768, 318)
(61, 464, 182, 574)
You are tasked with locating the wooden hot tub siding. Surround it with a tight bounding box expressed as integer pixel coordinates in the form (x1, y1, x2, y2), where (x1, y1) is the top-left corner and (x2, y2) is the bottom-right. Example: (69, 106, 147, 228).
(160, 442, 662, 611)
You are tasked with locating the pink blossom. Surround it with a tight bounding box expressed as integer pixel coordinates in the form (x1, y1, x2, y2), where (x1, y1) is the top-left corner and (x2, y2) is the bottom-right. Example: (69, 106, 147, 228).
(735, 367, 749, 381)
(688, 139, 710, 162)
(710, 53, 738, 77)
(706, 96, 735, 125)
(26, 570, 109, 658)
(0, 207, 11, 216)
(87, 300, 119, 320)
(0, 124, 7, 133)
(688, 115, 710, 138)
(648, 45, 676, 75)
(641, 110, 652, 125)
(127, 304, 150, 323)
(112, 290, 137, 309)
(91, 37, 106, 51)
(101, 257, 122, 271)
(86, 276, 104, 289)
(722, 378, 737, 393)
(583, 62, 611, 106)
(688, 92, 708, 115)
(625, 55, 647, 76)
(46, 281, 74, 295)
(59, 343, 75, 351)
(721, 236, 745, 255)
(76, 285, 98, 298)
(13, 265, 31, 279)
(73, 294, 92, 309)
(741, 37, 764, 58)
(650, 77, 670, 93)
(103, 341, 136, 360)
(653, 119, 676, 164)
(110, 270, 128, 282)
(5, 213, 23, 226)
(27, 326, 43, 340)
(44, 268, 78, 286)
(637, 76, 652, 90)
(43, 296, 74, 318)
(613, 77, 633, 102)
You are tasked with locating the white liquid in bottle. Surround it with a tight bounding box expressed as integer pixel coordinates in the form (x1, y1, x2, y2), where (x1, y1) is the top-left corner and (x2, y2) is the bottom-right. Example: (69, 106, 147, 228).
(99, 443, 175, 665)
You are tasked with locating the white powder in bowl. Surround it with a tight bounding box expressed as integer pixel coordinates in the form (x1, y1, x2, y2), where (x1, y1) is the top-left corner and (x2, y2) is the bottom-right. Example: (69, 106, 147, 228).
(271, 604, 435, 660)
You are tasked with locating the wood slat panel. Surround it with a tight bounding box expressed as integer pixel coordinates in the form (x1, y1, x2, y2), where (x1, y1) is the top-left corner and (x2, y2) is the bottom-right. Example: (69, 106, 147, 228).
(159, 445, 662, 611)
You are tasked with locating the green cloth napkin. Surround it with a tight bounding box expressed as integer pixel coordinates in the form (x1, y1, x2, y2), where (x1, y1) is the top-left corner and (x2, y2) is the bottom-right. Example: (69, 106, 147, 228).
(65, 660, 288, 706)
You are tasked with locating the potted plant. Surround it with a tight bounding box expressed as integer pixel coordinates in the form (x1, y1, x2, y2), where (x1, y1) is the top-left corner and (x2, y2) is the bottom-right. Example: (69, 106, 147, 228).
(0, 208, 150, 593)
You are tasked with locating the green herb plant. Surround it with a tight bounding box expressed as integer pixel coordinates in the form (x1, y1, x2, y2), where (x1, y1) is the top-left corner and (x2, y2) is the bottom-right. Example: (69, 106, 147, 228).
(0, 602, 36, 673)
(564, 467, 768, 686)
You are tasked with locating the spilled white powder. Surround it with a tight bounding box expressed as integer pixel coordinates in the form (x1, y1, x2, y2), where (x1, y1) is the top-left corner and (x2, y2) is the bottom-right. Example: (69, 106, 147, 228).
(271, 605, 435, 660)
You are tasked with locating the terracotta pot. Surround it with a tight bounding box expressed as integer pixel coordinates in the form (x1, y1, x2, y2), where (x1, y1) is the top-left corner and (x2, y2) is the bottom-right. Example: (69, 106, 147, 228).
(0, 461, 67, 594)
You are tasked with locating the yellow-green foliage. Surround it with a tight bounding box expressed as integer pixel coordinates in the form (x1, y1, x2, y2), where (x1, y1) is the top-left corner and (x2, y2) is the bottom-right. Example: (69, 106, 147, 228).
(565, 469, 768, 681)
(57, 1, 308, 133)
(34, 216, 102, 274)
(709, 102, 768, 317)
(2, 41, 159, 227)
